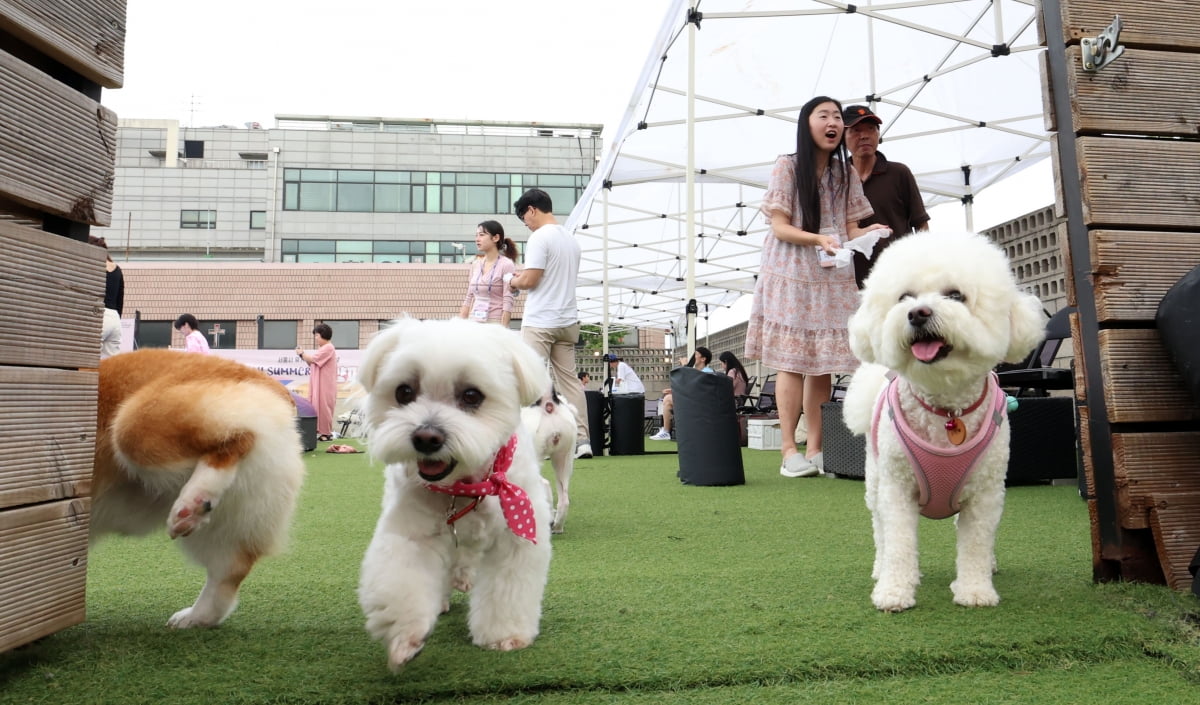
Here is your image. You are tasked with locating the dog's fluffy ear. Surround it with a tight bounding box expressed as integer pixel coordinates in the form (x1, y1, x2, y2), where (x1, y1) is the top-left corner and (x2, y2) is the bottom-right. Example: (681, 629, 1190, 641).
(847, 304, 878, 365)
(504, 335, 552, 407)
(358, 317, 416, 392)
(1005, 293, 1047, 364)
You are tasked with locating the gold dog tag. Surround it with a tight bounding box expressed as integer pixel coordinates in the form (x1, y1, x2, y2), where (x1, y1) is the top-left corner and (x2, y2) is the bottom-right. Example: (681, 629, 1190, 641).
(946, 418, 967, 446)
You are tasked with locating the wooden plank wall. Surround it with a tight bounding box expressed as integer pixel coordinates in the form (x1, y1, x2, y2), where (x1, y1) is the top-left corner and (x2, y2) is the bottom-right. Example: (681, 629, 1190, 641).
(0, 0, 125, 652)
(1044, 1, 1200, 590)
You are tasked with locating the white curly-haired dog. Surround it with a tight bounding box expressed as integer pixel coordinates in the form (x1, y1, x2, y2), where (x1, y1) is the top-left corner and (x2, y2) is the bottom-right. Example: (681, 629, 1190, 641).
(356, 317, 554, 671)
(521, 386, 576, 534)
(842, 232, 1045, 612)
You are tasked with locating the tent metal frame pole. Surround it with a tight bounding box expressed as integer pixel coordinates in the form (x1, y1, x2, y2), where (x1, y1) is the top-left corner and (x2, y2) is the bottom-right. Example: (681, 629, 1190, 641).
(685, 3, 698, 357)
(602, 186, 610, 357)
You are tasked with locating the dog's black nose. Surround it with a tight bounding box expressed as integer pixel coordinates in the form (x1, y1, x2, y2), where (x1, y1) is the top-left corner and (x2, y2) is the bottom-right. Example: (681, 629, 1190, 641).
(908, 305, 933, 327)
(411, 426, 445, 454)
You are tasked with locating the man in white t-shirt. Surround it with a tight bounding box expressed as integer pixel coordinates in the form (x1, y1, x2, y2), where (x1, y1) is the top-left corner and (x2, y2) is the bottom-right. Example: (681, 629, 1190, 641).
(603, 353, 645, 395)
(507, 188, 592, 458)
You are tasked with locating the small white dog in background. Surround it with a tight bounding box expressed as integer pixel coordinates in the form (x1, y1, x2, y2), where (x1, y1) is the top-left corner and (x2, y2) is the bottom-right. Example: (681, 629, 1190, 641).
(842, 232, 1045, 613)
(521, 387, 576, 534)
(356, 317, 554, 672)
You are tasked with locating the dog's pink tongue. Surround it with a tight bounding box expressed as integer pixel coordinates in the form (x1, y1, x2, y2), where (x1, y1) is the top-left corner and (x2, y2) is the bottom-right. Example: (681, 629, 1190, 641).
(912, 340, 945, 362)
(418, 460, 447, 477)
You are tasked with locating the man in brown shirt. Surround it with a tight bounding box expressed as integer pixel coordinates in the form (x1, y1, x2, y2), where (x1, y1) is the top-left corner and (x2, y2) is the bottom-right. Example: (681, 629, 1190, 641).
(843, 104, 931, 289)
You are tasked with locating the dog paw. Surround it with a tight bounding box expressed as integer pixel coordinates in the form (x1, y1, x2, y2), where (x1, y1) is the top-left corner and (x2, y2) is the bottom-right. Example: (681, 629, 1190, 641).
(387, 634, 426, 672)
(452, 567, 474, 594)
(167, 493, 215, 539)
(951, 581, 1000, 607)
(871, 584, 917, 613)
(166, 606, 218, 629)
(550, 520, 564, 535)
(485, 636, 532, 652)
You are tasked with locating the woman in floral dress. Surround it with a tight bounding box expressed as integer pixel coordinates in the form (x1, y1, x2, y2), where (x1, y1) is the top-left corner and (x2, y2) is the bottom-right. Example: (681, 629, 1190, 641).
(745, 95, 889, 478)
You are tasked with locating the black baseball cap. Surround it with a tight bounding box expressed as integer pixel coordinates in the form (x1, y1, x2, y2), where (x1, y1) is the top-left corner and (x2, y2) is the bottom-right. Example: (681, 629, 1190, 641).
(843, 104, 883, 128)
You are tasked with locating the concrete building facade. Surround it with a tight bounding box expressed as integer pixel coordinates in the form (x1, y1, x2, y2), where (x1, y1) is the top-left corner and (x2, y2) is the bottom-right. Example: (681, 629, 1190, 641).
(95, 115, 602, 262)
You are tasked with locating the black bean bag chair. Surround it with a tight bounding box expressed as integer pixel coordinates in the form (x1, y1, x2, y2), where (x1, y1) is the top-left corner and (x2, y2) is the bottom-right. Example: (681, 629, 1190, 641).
(1156, 263, 1200, 406)
(671, 366, 744, 486)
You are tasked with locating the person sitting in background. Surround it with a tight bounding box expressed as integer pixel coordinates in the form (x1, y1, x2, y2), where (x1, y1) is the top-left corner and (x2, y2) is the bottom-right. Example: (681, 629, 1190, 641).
(174, 314, 210, 354)
(603, 353, 645, 395)
(650, 349, 716, 441)
(719, 350, 750, 400)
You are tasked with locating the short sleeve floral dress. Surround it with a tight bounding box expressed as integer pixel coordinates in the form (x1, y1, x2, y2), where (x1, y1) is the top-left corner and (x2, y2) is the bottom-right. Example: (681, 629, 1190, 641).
(744, 154, 873, 375)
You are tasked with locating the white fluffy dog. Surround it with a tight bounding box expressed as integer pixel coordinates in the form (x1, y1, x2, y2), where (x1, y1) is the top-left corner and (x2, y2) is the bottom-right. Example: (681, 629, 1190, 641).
(842, 232, 1045, 612)
(356, 317, 554, 671)
(521, 387, 576, 534)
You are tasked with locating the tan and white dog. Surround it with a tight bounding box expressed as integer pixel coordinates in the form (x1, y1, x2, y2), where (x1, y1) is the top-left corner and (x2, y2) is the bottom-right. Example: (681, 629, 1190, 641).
(522, 387, 576, 534)
(356, 317, 553, 672)
(842, 232, 1045, 612)
(91, 349, 306, 627)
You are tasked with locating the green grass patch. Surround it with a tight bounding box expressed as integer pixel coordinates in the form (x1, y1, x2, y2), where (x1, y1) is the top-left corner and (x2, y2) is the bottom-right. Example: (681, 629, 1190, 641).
(3, 443, 1199, 704)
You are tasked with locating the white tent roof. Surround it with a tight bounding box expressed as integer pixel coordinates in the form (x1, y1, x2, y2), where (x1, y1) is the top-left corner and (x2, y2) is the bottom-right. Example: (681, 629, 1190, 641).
(565, 0, 1050, 335)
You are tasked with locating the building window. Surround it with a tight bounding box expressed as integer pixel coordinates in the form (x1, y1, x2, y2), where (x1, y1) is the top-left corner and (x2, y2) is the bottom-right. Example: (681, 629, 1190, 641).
(136, 321, 173, 349)
(181, 210, 217, 229)
(261, 320, 298, 349)
(184, 140, 205, 158)
(281, 169, 586, 214)
(318, 320, 360, 350)
(197, 320, 237, 349)
(249, 211, 266, 230)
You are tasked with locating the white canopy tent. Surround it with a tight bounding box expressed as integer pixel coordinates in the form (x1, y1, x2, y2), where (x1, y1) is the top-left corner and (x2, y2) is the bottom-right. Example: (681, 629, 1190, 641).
(564, 0, 1051, 348)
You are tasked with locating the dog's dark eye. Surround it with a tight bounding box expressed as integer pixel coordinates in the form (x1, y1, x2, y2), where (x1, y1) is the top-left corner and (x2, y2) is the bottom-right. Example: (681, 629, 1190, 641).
(394, 384, 417, 406)
(944, 289, 966, 302)
(898, 291, 914, 302)
(460, 388, 485, 409)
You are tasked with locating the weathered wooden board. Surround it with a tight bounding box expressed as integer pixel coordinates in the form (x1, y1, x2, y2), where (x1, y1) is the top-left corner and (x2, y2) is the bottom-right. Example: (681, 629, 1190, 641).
(1114, 432, 1200, 530)
(0, 498, 89, 653)
(0, 366, 97, 512)
(1, 220, 104, 369)
(1098, 329, 1199, 423)
(1148, 492, 1200, 591)
(1089, 230, 1200, 323)
(0, 47, 117, 225)
(1049, 1, 1200, 52)
(1075, 137, 1200, 231)
(0, 0, 126, 88)
(1059, 47, 1200, 137)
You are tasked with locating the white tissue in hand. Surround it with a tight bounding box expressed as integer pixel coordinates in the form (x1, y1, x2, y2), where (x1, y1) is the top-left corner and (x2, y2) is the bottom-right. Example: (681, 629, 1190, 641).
(845, 228, 892, 259)
(830, 248, 854, 268)
(502, 272, 514, 283)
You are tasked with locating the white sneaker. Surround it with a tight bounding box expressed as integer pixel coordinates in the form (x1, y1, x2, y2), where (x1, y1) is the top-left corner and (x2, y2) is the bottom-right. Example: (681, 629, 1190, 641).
(649, 428, 671, 441)
(575, 442, 593, 459)
(780, 453, 820, 478)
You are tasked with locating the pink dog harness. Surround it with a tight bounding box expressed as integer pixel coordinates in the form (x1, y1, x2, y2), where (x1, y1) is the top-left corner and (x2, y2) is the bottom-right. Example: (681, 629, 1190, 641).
(426, 435, 537, 543)
(870, 374, 1007, 520)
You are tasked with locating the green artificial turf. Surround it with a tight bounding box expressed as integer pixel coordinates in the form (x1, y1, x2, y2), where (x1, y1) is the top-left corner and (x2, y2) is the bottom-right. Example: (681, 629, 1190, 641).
(3, 440, 1199, 704)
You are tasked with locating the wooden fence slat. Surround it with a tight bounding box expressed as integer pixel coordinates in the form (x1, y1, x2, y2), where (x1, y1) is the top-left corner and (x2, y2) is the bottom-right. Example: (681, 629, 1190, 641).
(1064, 46, 1200, 137)
(1076, 138, 1200, 230)
(1147, 492, 1200, 591)
(1054, 1, 1200, 51)
(1089, 230, 1200, 322)
(0, 0, 126, 88)
(0, 47, 116, 225)
(1114, 432, 1200, 530)
(1098, 328, 1199, 423)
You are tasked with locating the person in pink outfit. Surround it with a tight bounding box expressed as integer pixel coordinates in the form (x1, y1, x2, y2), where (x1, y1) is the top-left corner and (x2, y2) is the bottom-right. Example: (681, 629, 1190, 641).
(744, 95, 889, 479)
(297, 322, 338, 441)
(174, 313, 211, 354)
(459, 220, 517, 326)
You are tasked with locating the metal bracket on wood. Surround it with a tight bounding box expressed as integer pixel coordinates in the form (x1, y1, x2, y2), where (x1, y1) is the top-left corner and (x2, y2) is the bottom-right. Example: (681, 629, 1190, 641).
(1081, 15, 1125, 72)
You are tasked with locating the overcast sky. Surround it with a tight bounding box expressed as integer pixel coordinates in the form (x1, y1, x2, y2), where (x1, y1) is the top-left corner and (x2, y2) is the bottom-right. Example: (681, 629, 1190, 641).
(104, 0, 672, 138)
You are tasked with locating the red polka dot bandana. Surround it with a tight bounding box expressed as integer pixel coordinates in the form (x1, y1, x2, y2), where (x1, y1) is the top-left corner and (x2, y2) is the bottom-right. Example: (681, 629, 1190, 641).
(426, 435, 536, 543)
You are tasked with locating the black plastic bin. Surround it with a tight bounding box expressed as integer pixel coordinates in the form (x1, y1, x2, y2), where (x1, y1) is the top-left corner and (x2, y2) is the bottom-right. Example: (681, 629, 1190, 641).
(609, 393, 646, 455)
(585, 390, 607, 455)
(671, 367, 744, 486)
